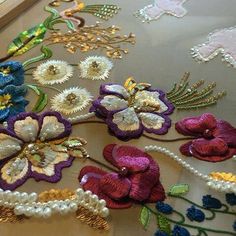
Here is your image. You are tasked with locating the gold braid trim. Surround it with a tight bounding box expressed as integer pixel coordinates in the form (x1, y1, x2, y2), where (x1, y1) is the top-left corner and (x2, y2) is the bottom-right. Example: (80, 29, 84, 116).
(0, 206, 26, 223)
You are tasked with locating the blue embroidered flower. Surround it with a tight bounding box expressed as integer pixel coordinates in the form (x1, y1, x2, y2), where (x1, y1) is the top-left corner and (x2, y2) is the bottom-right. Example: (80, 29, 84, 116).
(186, 205, 205, 222)
(154, 230, 169, 236)
(233, 221, 236, 231)
(156, 201, 173, 214)
(226, 193, 236, 206)
(172, 225, 190, 236)
(202, 195, 222, 209)
(0, 85, 28, 122)
(0, 61, 24, 88)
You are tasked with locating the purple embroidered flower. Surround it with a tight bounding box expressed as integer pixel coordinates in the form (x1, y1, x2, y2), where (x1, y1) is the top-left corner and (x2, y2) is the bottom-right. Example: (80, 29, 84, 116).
(172, 225, 190, 236)
(154, 230, 169, 236)
(202, 195, 222, 209)
(0, 111, 87, 190)
(225, 193, 236, 206)
(186, 205, 205, 222)
(90, 78, 174, 140)
(156, 201, 173, 214)
(175, 113, 236, 162)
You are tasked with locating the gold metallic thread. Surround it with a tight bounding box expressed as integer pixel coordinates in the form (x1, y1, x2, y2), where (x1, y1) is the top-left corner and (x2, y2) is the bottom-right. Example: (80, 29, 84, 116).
(38, 189, 76, 202)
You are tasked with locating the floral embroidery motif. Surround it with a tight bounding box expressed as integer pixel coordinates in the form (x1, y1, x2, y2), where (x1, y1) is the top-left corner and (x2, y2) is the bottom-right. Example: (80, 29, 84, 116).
(90, 78, 174, 140)
(0, 111, 87, 190)
(0, 85, 28, 122)
(0, 61, 24, 88)
(135, 0, 188, 23)
(79, 56, 113, 80)
(50, 87, 93, 115)
(33, 60, 73, 85)
(79, 144, 165, 209)
(175, 113, 236, 162)
(191, 26, 236, 68)
(186, 206, 205, 222)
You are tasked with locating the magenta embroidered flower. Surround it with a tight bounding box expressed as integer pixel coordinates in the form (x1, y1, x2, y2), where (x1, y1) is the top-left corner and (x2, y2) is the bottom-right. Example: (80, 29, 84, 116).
(90, 78, 174, 140)
(0, 111, 87, 190)
(78, 144, 165, 209)
(175, 113, 236, 162)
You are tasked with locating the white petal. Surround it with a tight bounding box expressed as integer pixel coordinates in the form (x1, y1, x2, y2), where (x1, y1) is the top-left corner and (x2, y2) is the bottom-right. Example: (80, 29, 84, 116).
(39, 116, 66, 140)
(104, 84, 130, 99)
(139, 112, 165, 129)
(0, 133, 22, 160)
(100, 95, 128, 111)
(112, 108, 140, 131)
(13, 116, 39, 142)
(134, 90, 168, 113)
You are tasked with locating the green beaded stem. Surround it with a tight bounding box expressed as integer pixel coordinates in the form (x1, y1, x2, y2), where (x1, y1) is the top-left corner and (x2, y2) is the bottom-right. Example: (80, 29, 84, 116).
(143, 204, 236, 236)
(167, 81, 189, 99)
(167, 83, 177, 96)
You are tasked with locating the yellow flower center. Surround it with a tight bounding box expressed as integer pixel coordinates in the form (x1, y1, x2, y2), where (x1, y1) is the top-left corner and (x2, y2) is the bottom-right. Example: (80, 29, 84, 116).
(0, 66, 11, 76)
(0, 94, 12, 110)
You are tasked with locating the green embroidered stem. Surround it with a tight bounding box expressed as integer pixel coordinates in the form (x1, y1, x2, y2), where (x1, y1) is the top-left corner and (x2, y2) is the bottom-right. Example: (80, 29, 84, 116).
(166, 83, 177, 96)
(26, 83, 62, 93)
(169, 194, 236, 216)
(144, 204, 236, 236)
(167, 81, 189, 99)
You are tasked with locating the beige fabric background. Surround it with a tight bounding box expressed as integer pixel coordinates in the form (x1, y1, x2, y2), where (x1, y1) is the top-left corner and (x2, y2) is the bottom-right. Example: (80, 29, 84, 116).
(0, 0, 236, 235)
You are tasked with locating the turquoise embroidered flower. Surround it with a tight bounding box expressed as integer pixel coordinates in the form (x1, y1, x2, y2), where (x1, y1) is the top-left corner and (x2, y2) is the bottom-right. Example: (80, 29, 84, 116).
(0, 61, 24, 88)
(0, 85, 28, 122)
(186, 205, 205, 222)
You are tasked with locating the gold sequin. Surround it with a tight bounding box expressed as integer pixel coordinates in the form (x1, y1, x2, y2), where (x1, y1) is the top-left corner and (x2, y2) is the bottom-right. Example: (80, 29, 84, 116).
(38, 189, 76, 202)
(209, 172, 236, 183)
(0, 206, 25, 223)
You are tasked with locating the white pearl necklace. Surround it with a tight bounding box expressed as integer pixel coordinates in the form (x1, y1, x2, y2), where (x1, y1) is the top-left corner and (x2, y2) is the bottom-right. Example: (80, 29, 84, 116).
(144, 145, 236, 194)
(0, 188, 109, 219)
(68, 112, 96, 124)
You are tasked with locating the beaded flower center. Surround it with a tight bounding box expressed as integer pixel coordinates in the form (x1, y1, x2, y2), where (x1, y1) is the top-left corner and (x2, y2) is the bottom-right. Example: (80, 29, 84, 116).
(87, 61, 102, 76)
(47, 65, 59, 75)
(65, 92, 78, 105)
(0, 94, 12, 110)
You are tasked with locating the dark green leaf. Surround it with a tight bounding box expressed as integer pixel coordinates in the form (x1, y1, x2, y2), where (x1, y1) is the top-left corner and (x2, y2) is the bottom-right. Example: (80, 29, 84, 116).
(7, 24, 47, 56)
(168, 184, 189, 196)
(140, 206, 151, 230)
(27, 85, 48, 113)
(156, 213, 171, 235)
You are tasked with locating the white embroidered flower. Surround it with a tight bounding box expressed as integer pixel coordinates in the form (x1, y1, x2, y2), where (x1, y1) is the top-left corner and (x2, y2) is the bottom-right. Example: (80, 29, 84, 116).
(33, 60, 73, 85)
(51, 87, 93, 115)
(79, 56, 113, 80)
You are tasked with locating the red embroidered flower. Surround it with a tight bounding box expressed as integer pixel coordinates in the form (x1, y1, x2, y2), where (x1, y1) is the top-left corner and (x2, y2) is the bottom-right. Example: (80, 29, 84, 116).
(78, 144, 165, 209)
(175, 113, 236, 162)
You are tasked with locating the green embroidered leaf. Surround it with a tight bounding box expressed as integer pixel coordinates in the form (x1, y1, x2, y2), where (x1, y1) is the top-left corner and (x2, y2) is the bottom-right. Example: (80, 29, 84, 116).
(23, 46, 52, 68)
(168, 184, 189, 196)
(156, 213, 171, 235)
(7, 24, 47, 56)
(27, 85, 48, 113)
(43, 6, 60, 29)
(140, 206, 151, 230)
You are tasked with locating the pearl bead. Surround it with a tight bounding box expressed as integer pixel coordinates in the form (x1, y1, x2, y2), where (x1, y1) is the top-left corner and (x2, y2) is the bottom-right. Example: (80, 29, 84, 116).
(100, 207, 109, 217)
(35, 207, 44, 218)
(98, 199, 106, 208)
(20, 192, 29, 203)
(28, 192, 37, 202)
(69, 202, 78, 212)
(43, 207, 52, 218)
(12, 191, 21, 202)
(14, 205, 24, 215)
(25, 206, 34, 217)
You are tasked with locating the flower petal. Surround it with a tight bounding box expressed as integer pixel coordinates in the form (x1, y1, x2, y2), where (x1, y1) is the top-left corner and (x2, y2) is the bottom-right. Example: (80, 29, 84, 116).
(0, 108, 10, 121)
(39, 112, 71, 141)
(118, 156, 150, 172)
(79, 166, 133, 209)
(176, 113, 217, 136)
(0, 130, 22, 161)
(8, 113, 39, 142)
(100, 84, 130, 99)
(100, 173, 131, 200)
(148, 181, 166, 202)
(188, 138, 235, 162)
(0, 157, 30, 190)
(139, 112, 171, 135)
(106, 108, 143, 140)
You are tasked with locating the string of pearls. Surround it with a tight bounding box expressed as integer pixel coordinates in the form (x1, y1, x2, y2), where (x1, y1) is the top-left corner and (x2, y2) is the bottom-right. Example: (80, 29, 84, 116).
(144, 145, 236, 194)
(0, 188, 109, 219)
(68, 112, 96, 124)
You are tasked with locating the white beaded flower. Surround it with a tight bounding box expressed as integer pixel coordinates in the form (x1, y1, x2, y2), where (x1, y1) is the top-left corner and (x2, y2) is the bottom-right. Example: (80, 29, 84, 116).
(33, 60, 73, 85)
(51, 87, 93, 115)
(79, 56, 113, 80)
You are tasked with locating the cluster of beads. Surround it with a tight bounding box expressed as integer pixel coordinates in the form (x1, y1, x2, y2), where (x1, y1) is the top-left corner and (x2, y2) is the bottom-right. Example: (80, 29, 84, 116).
(0, 188, 109, 219)
(68, 112, 95, 124)
(144, 145, 236, 194)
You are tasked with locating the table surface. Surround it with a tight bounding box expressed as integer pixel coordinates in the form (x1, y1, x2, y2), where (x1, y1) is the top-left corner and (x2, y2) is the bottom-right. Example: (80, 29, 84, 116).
(0, 0, 236, 236)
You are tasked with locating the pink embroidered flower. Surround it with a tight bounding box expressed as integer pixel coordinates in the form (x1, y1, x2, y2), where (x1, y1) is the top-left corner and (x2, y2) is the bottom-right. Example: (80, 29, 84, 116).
(0, 111, 87, 190)
(78, 144, 165, 209)
(175, 113, 236, 162)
